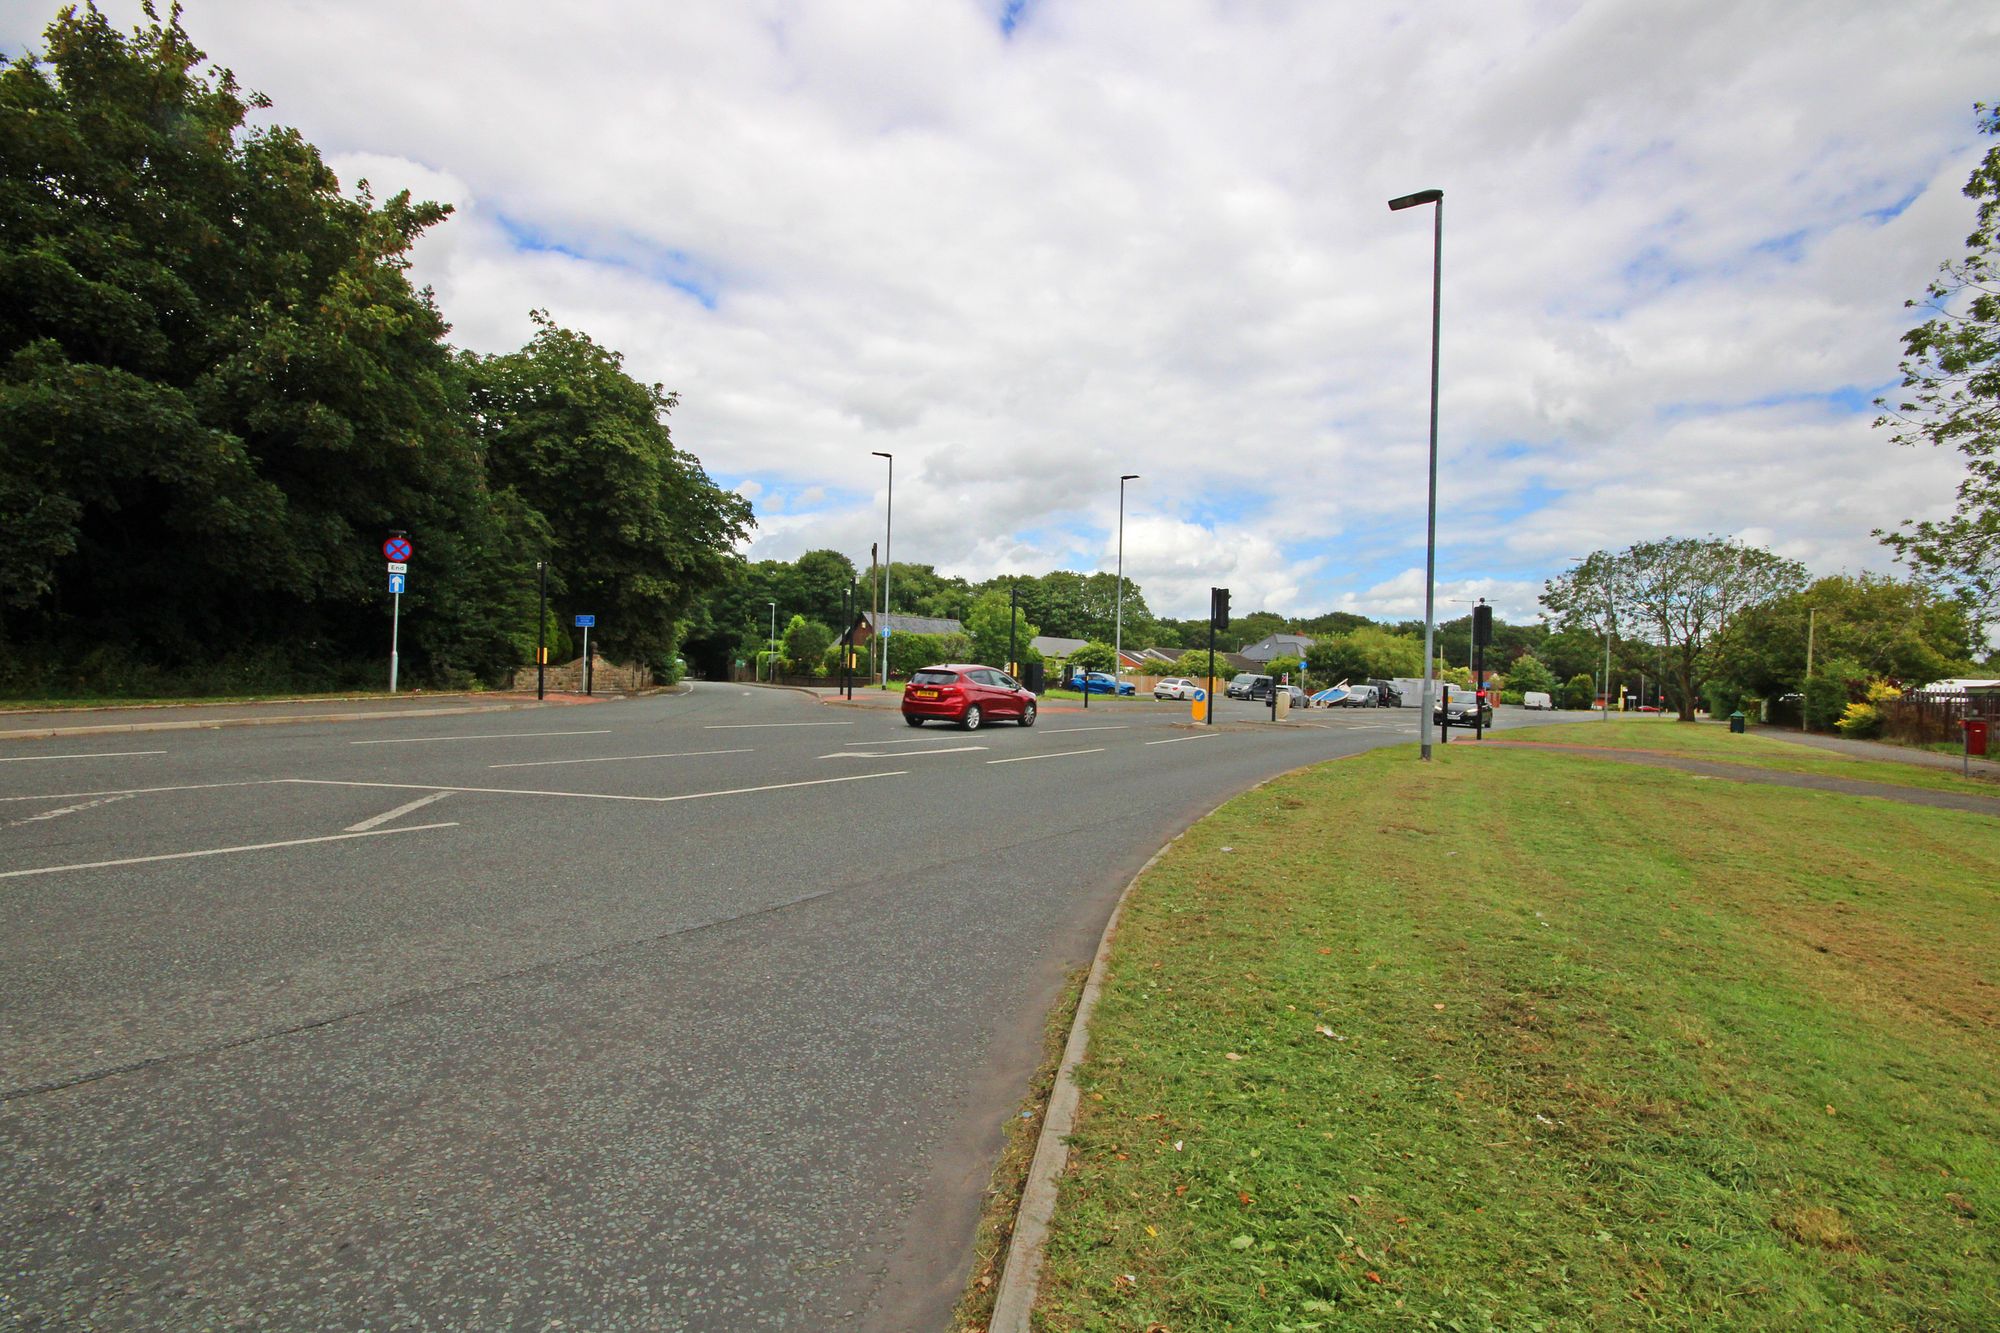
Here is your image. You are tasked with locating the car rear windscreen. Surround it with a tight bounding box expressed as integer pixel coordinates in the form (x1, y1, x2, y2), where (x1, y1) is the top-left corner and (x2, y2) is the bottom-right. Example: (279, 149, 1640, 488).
(910, 670, 958, 685)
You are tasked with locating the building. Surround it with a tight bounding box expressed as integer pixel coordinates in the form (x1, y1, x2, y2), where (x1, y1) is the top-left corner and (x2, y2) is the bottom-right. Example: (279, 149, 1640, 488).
(1239, 633, 1315, 664)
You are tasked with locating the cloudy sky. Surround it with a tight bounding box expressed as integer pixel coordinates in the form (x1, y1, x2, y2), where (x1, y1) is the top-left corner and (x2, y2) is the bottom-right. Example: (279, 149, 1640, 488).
(10, 1, 1998, 626)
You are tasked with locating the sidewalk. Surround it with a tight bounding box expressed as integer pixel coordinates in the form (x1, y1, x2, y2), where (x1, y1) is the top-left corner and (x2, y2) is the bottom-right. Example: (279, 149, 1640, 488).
(1751, 724, 2000, 780)
(0, 691, 601, 741)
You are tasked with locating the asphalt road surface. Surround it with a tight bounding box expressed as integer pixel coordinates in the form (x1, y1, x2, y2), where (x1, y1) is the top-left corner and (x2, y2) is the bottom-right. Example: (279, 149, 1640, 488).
(0, 685, 1584, 1330)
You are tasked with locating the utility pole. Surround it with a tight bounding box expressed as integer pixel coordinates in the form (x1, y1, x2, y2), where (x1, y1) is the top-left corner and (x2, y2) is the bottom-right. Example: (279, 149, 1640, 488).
(1804, 607, 1817, 731)
(536, 559, 548, 701)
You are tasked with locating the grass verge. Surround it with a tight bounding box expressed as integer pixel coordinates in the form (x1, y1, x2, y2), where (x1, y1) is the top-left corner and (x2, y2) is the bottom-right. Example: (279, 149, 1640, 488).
(1034, 743, 1999, 1330)
(0, 689, 436, 712)
(1506, 719, 1997, 796)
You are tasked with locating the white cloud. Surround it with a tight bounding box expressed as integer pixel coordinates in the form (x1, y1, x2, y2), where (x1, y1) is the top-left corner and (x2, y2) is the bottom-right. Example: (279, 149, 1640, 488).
(16, 0, 2000, 623)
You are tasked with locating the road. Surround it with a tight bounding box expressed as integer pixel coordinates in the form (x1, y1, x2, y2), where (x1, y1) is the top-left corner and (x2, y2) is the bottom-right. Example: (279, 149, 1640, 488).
(0, 684, 1582, 1329)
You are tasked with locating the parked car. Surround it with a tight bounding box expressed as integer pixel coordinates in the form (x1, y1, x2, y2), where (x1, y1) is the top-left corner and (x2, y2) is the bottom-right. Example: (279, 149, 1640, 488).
(1367, 678, 1405, 707)
(1154, 677, 1203, 700)
(1226, 673, 1274, 700)
(1279, 684, 1308, 710)
(1332, 685, 1381, 708)
(902, 664, 1037, 729)
(1521, 690, 1554, 710)
(1073, 670, 1135, 696)
(1433, 691, 1494, 728)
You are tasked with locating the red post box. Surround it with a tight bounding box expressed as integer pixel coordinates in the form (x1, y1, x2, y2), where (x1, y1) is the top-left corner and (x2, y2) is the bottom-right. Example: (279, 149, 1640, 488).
(1963, 719, 1989, 756)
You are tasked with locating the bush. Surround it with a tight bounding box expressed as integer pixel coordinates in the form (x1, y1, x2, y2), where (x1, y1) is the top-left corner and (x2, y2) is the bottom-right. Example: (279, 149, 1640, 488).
(1804, 656, 1868, 731)
(1835, 702, 1883, 738)
(1561, 673, 1596, 710)
(1501, 689, 1524, 705)
(1703, 680, 1741, 718)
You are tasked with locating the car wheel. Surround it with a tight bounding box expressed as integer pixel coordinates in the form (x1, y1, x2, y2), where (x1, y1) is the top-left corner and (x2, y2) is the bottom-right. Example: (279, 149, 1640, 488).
(962, 704, 983, 731)
(1018, 701, 1036, 727)
(905, 714, 924, 727)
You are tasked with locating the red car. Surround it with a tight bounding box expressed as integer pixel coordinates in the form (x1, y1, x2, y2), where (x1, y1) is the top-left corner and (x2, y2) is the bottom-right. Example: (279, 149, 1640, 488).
(901, 664, 1037, 729)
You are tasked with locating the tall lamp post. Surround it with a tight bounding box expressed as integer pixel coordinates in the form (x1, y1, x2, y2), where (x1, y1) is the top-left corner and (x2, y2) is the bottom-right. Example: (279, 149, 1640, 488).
(768, 601, 777, 682)
(1390, 186, 1444, 760)
(1114, 474, 1139, 687)
(873, 451, 894, 688)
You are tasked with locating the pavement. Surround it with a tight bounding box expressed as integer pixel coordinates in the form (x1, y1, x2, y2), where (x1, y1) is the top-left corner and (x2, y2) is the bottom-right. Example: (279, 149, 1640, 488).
(1751, 723, 2000, 780)
(0, 691, 607, 740)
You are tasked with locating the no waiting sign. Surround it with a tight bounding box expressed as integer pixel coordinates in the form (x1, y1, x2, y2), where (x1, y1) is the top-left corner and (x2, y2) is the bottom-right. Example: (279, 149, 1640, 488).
(383, 537, 412, 562)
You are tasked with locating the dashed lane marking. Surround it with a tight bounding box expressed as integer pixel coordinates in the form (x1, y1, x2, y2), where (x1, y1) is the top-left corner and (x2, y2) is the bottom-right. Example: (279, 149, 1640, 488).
(350, 730, 611, 745)
(0, 822, 459, 881)
(280, 772, 906, 804)
(0, 749, 166, 764)
(489, 748, 753, 770)
(986, 749, 1106, 765)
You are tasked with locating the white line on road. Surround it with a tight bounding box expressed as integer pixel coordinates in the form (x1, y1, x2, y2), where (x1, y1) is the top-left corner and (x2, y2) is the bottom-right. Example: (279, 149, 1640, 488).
(1038, 726, 1128, 734)
(821, 746, 985, 759)
(5, 793, 134, 828)
(489, 748, 753, 770)
(344, 790, 453, 832)
(986, 748, 1105, 765)
(0, 750, 166, 763)
(350, 730, 611, 745)
(281, 772, 905, 804)
(0, 780, 270, 805)
(0, 822, 459, 881)
(1144, 732, 1222, 745)
(702, 721, 853, 729)
(840, 735, 979, 747)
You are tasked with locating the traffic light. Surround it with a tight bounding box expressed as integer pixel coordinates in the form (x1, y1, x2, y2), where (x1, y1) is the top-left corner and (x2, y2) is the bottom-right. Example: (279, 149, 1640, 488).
(1473, 601, 1493, 646)
(1211, 587, 1231, 630)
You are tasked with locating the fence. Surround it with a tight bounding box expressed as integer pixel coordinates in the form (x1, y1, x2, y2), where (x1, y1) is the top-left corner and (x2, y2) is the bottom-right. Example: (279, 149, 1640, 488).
(1881, 689, 2000, 745)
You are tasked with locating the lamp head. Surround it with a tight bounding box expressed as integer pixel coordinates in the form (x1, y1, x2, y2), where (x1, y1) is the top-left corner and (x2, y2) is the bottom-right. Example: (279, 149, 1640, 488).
(1121, 473, 1140, 481)
(871, 451, 893, 460)
(1388, 188, 1443, 211)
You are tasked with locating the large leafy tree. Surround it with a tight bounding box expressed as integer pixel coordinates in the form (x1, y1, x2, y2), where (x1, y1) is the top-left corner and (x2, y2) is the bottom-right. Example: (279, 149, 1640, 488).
(1877, 103, 2000, 628)
(1544, 539, 1806, 722)
(964, 589, 1040, 671)
(0, 3, 540, 684)
(469, 314, 751, 669)
(1711, 574, 1978, 700)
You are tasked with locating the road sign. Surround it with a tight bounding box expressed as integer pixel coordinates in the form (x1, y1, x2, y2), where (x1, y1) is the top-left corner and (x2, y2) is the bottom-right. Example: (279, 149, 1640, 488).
(386, 561, 408, 574)
(383, 537, 412, 562)
(388, 573, 406, 595)
(575, 614, 596, 628)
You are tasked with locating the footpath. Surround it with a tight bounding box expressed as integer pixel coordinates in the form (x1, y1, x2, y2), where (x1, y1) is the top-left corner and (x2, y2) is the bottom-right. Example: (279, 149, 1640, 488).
(0, 691, 603, 741)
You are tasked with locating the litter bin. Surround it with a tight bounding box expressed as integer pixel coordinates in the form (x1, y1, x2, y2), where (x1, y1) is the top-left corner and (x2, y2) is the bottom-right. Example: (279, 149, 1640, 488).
(1728, 710, 1745, 734)
(1965, 719, 1989, 756)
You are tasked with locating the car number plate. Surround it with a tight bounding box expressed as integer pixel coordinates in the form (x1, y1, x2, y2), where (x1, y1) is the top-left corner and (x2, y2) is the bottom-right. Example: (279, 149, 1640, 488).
(913, 689, 939, 699)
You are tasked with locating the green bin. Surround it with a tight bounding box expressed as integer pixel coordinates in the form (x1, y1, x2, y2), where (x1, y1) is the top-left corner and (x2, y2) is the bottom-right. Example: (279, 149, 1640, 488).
(1728, 710, 1745, 734)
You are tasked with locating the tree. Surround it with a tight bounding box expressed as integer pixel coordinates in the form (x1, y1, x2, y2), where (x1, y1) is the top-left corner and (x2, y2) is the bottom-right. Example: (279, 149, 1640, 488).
(1876, 103, 2000, 628)
(1502, 654, 1559, 696)
(1544, 539, 1806, 722)
(780, 614, 832, 675)
(470, 313, 751, 670)
(1710, 573, 1979, 703)
(1561, 673, 1596, 710)
(1173, 649, 1236, 681)
(964, 590, 1039, 671)
(1069, 641, 1116, 672)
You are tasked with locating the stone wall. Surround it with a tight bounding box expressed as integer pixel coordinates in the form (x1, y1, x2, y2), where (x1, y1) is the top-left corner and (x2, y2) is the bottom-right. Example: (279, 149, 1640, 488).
(510, 654, 653, 694)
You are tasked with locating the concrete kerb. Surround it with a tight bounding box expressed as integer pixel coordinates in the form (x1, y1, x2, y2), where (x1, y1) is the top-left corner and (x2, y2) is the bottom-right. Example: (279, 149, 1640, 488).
(986, 759, 1327, 1330)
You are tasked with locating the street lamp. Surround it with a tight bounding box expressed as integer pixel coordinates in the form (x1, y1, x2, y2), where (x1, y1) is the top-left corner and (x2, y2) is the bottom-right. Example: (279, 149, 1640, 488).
(768, 601, 777, 682)
(1389, 187, 1443, 760)
(1115, 474, 1139, 687)
(873, 451, 894, 688)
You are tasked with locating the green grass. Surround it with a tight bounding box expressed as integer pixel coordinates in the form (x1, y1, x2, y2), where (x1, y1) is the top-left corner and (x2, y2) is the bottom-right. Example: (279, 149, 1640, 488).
(0, 688, 440, 712)
(1035, 743, 1999, 1330)
(1510, 719, 1998, 796)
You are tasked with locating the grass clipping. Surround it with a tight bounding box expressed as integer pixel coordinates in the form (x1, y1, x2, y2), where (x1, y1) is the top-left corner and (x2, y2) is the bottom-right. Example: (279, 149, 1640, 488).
(1034, 743, 1999, 1330)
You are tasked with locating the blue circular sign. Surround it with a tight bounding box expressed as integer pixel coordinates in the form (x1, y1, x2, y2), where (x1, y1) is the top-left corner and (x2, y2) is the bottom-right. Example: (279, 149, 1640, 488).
(383, 537, 412, 562)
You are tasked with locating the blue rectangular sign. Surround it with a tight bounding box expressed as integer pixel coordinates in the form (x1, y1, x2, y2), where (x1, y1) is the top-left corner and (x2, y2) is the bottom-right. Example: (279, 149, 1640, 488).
(388, 573, 406, 595)
(574, 614, 596, 627)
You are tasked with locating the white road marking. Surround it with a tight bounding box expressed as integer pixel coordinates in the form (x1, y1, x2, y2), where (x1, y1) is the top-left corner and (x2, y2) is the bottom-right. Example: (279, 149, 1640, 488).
(0, 750, 166, 763)
(0, 822, 458, 881)
(821, 746, 985, 759)
(702, 721, 853, 729)
(0, 780, 269, 805)
(6, 793, 134, 829)
(986, 748, 1105, 765)
(350, 730, 611, 745)
(344, 790, 453, 832)
(1038, 725, 1128, 734)
(841, 735, 982, 748)
(489, 748, 753, 770)
(280, 772, 905, 804)
(1144, 732, 1222, 745)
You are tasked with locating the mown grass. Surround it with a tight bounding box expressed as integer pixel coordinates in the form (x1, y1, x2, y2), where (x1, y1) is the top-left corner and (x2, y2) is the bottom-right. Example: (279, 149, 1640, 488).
(1034, 744, 1999, 1330)
(1508, 718, 1998, 796)
(0, 689, 424, 712)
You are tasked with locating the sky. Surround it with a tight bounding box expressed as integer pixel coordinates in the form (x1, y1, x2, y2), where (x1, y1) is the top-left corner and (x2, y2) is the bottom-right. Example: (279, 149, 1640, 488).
(8, 1, 1998, 629)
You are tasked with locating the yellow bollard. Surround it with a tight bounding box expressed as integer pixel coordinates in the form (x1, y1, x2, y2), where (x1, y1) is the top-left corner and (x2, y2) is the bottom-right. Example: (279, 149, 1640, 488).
(1191, 697, 1207, 723)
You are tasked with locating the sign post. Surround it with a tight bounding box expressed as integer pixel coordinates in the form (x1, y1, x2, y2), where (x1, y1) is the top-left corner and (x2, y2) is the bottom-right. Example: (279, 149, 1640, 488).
(382, 535, 412, 692)
(575, 615, 596, 694)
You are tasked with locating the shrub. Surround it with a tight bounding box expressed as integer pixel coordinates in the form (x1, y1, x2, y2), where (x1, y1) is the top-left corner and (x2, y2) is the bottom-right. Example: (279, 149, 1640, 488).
(1562, 673, 1596, 710)
(1703, 679, 1742, 718)
(1835, 702, 1883, 738)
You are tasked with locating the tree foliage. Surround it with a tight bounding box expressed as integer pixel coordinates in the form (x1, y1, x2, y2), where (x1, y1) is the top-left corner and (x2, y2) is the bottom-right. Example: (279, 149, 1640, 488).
(0, 5, 746, 690)
(1876, 103, 2000, 627)
(1545, 539, 1806, 722)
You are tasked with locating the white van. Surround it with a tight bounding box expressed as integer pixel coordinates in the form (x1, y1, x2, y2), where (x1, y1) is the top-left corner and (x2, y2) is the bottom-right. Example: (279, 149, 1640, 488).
(1522, 691, 1553, 710)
